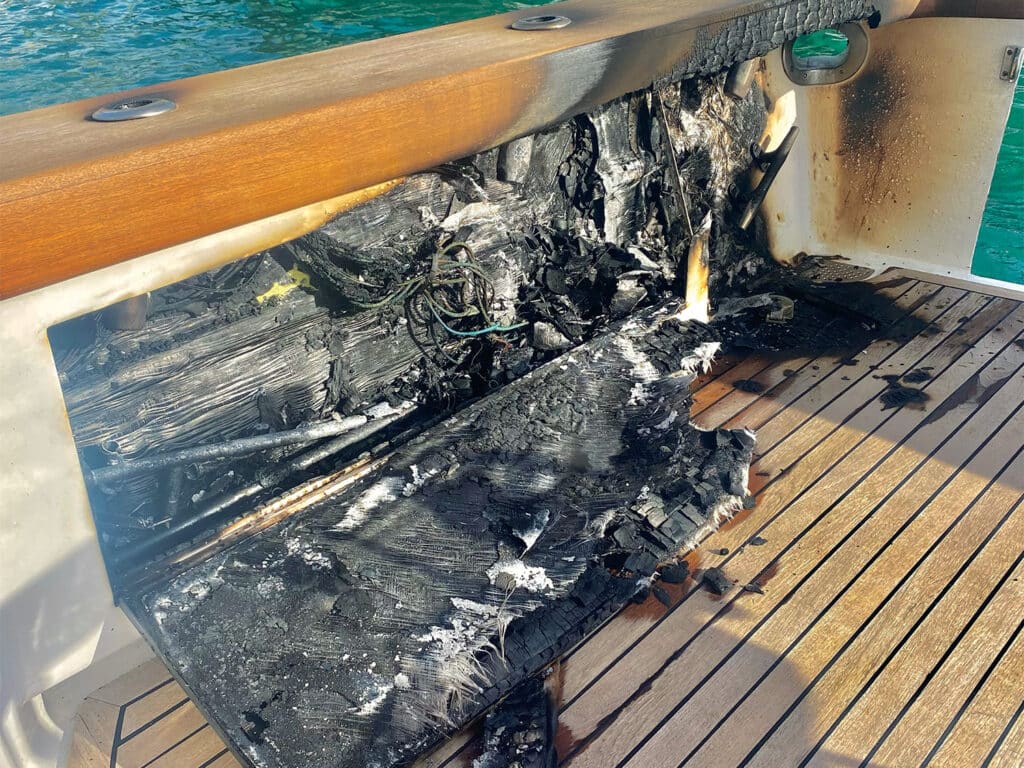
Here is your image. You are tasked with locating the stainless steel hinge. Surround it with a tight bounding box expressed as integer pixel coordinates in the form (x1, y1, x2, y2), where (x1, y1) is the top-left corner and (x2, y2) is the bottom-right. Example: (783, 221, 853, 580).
(1000, 45, 1023, 82)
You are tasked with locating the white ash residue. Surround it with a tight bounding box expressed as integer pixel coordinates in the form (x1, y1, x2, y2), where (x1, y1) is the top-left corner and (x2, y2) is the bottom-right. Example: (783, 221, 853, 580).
(402, 463, 440, 497)
(284, 537, 332, 570)
(354, 678, 394, 717)
(335, 477, 402, 532)
(486, 559, 554, 593)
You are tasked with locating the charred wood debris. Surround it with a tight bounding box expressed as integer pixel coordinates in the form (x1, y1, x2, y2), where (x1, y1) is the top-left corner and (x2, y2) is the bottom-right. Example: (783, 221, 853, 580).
(51, 73, 917, 767)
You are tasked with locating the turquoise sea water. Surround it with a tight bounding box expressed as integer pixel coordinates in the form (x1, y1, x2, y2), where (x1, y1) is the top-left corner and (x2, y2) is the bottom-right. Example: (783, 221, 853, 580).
(972, 79, 1024, 285)
(0, 0, 550, 115)
(0, 6, 1018, 281)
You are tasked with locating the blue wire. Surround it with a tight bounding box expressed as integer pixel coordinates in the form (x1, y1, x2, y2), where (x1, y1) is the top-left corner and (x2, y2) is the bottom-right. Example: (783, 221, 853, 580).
(427, 304, 527, 337)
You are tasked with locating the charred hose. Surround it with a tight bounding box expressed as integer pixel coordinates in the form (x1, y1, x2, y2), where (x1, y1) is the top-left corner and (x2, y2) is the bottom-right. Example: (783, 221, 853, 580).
(90, 414, 370, 485)
(112, 404, 417, 569)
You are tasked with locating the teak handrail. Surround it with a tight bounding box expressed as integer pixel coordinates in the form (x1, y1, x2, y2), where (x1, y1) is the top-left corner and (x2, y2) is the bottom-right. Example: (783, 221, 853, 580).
(0, 0, 1019, 299)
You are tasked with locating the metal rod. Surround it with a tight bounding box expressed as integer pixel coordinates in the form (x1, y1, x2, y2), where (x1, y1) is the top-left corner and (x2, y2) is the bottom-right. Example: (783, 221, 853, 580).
(114, 404, 416, 569)
(164, 465, 185, 522)
(90, 414, 369, 484)
(654, 89, 694, 240)
(740, 125, 799, 230)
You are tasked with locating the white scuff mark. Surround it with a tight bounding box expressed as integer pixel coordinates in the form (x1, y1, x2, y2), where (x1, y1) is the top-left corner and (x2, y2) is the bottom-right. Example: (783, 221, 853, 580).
(152, 596, 173, 626)
(486, 559, 554, 593)
(678, 341, 721, 376)
(441, 200, 502, 230)
(418, 205, 440, 227)
(449, 597, 501, 618)
(514, 509, 550, 554)
(485, 466, 557, 494)
(335, 477, 402, 531)
(584, 508, 619, 540)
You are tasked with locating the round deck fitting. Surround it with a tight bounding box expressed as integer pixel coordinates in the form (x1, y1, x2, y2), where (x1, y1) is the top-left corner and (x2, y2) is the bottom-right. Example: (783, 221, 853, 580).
(510, 14, 571, 31)
(92, 97, 176, 122)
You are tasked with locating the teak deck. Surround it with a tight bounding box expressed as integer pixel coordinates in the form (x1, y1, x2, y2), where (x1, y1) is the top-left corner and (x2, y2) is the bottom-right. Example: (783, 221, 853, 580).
(71, 271, 1024, 768)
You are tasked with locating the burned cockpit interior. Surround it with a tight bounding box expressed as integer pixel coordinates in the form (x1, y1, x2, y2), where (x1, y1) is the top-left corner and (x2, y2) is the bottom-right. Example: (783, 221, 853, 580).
(49, 65, 925, 768)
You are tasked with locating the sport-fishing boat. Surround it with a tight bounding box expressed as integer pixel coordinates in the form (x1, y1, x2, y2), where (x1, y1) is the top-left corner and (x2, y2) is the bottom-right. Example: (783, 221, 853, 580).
(1, 2, 1023, 767)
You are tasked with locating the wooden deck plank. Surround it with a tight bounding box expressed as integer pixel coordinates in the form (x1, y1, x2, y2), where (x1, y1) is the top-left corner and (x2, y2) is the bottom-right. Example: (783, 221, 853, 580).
(115, 702, 212, 766)
(566, 315, 1024, 767)
(81, 659, 172, 707)
(690, 356, 779, 415)
(988, 707, 1024, 768)
(557, 280, 958, 707)
(925, 629, 1024, 766)
(146, 724, 242, 768)
(707, 472, 1024, 768)
(556, 293, 1015, 743)
(684, 362, 1024, 768)
(864, 613, 1024, 766)
(120, 681, 191, 741)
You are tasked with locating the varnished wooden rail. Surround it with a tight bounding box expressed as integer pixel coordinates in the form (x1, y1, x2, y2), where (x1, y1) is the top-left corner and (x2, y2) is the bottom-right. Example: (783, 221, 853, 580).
(0, 0, 1020, 299)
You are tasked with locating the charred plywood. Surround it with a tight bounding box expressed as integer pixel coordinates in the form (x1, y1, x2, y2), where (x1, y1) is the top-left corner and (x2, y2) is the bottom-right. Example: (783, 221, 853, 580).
(125, 304, 753, 768)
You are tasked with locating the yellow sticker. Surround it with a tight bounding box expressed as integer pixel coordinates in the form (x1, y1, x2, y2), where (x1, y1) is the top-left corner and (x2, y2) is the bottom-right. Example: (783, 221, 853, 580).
(256, 267, 313, 303)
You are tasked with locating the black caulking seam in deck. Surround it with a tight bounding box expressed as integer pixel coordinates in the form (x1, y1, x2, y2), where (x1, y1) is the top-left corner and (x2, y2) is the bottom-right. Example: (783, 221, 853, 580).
(561, 363, 1024, 767)
(198, 747, 231, 768)
(677, 461, 1024, 768)
(647, 413, 1024, 768)
(123, 677, 175, 708)
(558, 291, 1001, 719)
(890, 616, 1024, 768)
(138, 723, 210, 768)
(109, 707, 126, 768)
(120, 696, 190, 743)
(982, 695, 1024, 766)
(813, 513, 1024, 768)
(728, 481, 1024, 768)
(556, 285, 969, 711)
